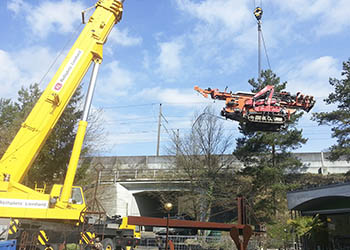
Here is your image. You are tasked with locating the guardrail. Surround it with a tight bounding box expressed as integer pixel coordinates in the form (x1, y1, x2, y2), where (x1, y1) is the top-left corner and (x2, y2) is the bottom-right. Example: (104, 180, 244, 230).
(98, 169, 187, 183)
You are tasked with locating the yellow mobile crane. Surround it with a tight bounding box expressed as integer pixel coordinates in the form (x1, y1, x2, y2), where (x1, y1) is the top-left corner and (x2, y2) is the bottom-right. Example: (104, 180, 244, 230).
(0, 0, 137, 249)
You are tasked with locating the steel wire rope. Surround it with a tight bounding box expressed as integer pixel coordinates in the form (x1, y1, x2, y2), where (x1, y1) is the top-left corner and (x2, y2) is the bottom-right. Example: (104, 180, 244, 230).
(162, 101, 209, 105)
(254, 0, 263, 9)
(254, 0, 271, 72)
(252, 1, 331, 141)
(37, 23, 84, 88)
(159, 111, 174, 137)
(99, 102, 209, 109)
(102, 113, 214, 124)
(253, 0, 260, 10)
(118, 114, 320, 126)
(103, 117, 333, 142)
(260, 29, 272, 70)
(109, 120, 159, 125)
(112, 130, 158, 135)
(102, 103, 157, 109)
(107, 117, 157, 122)
(158, 112, 180, 144)
(0, 131, 43, 164)
(102, 133, 333, 146)
(104, 121, 331, 136)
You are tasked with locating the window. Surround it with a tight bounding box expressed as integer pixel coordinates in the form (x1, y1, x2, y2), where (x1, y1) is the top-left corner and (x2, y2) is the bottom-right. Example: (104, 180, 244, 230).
(71, 187, 83, 204)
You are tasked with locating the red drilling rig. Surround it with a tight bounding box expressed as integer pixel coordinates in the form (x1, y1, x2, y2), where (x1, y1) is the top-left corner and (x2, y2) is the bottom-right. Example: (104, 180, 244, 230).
(194, 85, 315, 132)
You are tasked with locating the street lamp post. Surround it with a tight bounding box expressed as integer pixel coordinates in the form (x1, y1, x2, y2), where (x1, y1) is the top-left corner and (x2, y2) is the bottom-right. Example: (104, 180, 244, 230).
(164, 202, 173, 250)
(284, 228, 288, 250)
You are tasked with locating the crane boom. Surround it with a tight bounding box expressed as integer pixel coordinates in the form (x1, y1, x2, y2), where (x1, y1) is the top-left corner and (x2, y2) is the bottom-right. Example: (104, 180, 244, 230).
(0, 0, 122, 183)
(0, 0, 123, 221)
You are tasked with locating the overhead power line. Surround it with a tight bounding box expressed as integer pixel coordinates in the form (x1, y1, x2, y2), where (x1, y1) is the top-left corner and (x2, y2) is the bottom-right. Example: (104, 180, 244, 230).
(99, 101, 210, 110)
(102, 103, 157, 109)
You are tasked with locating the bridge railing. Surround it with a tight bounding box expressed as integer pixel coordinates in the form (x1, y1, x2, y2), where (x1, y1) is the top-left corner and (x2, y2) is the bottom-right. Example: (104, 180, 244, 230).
(98, 169, 186, 183)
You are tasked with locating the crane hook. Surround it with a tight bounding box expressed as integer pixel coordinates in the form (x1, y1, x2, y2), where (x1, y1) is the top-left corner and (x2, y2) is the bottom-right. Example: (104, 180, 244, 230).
(254, 7, 263, 21)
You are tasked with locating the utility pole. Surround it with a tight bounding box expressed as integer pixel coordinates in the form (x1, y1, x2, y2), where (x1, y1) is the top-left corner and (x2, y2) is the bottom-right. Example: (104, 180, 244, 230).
(156, 103, 162, 156)
(176, 129, 179, 155)
(254, 7, 263, 83)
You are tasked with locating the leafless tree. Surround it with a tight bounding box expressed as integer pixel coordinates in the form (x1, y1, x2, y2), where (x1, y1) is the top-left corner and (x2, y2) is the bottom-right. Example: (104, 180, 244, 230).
(167, 106, 238, 222)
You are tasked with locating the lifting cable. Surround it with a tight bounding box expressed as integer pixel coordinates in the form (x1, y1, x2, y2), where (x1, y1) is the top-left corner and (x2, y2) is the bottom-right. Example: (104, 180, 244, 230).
(261, 30, 272, 71)
(253, 0, 263, 9)
(37, 23, 84, 88)
(253, 0, 272, 79)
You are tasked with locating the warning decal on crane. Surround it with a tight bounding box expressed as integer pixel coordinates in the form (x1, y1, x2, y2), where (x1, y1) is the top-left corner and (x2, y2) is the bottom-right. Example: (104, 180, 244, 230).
(0, 198, 49, 209)
(53, 49, 84, 92)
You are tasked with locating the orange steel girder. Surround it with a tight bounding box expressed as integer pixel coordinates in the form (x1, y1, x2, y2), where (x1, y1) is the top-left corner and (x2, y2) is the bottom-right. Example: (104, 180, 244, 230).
(127, 216, 253, 250)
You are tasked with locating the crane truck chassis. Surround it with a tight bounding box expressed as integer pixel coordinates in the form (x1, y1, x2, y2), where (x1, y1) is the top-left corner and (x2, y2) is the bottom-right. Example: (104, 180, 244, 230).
(2, 216, 139, 250)
(0, 0, 139, 249)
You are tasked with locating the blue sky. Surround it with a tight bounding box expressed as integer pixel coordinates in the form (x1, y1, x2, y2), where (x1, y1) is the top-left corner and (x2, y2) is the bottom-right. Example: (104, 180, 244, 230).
(1, 0, 349, 156)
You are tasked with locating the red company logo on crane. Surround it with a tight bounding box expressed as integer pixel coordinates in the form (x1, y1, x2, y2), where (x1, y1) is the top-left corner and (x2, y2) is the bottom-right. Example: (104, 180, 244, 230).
(54, 82, 63, 91)
(52, 49, 83, 93)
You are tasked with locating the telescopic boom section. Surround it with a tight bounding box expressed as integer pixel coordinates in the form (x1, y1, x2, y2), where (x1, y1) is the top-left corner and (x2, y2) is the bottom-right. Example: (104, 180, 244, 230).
(0, 0, 123, 183)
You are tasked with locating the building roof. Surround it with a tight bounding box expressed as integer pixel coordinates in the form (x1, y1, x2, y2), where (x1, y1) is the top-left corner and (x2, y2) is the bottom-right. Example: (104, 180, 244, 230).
(287, 182, 350, 215)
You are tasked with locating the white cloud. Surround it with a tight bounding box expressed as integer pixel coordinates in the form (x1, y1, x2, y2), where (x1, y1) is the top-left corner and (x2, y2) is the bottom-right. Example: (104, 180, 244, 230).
(274, 0, 332, 19)
(14, 46, 59, 80)
(0, 47, 58, 99)
(297, 56, 339, 81)
(157, 41, 184, 79)
(97, 61, 134, 100)
(101, 109, 157, 146)
(7, 0, 27, 14)
(172, 0, 350, 79)
(173, 0, 258, 75)
(176, 0, 251, 34)
(175, 0, 253, 55)
(109, 28, 142, 46)
(108, 131, 155, 145)
(137, 87, 210, 107)
(273, 0, 350, 36)
(317, 0, 350, 35)
(142, 50, 150, 70)
(0, 50, 22, 98)
(8, 0, 84, 38)
(279, 56, 341, 112)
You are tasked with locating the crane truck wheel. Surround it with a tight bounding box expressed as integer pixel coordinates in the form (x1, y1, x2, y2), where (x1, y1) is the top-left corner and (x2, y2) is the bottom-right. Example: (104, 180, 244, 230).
(43, 246, 54, 250)
(102, 238, 114, 250)
(43, 243, 60, 250)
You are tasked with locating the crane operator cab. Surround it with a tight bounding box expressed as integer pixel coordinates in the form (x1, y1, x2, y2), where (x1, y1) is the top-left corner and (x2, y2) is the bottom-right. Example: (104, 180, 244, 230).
(50, 184, 86, 208)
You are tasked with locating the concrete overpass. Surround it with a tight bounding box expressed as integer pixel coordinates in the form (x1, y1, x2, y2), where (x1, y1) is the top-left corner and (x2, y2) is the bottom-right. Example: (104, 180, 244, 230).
(83, 152, 350, 176)
(80, 152, 350, 217)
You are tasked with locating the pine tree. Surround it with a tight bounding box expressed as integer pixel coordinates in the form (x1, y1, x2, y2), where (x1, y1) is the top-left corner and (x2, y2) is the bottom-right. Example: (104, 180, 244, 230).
(313, 59, 350, 161)
(0, 98, 19, 156)
(0, 84, 94, 186)
(234, 70, 307, 222)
